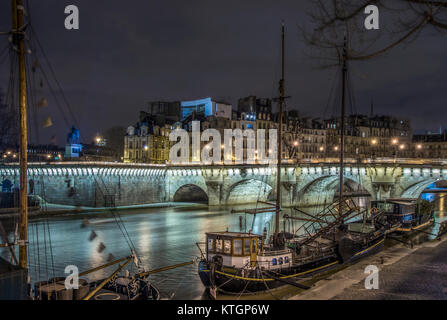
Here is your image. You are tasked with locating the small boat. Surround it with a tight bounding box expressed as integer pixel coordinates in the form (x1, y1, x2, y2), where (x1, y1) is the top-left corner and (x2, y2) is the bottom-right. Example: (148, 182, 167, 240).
(371, 198, 434, 234)
(197, 26, 386, 299)
(33, 274, 160, 301)
(198, 231, 339, 295)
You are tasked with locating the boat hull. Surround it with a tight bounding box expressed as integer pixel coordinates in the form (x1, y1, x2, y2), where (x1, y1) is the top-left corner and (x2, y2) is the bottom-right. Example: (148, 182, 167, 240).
(198, 256, 339, 296)
(338, 233, 385, 263)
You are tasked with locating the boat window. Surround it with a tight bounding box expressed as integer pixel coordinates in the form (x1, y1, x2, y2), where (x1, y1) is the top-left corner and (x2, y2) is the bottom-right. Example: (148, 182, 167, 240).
(272, 258, 277, 266)
(216, 239, 223, 253)
(257, 239, 263, 253)
(279, 257, 283, 265)
(207, 238, 214, 253)
(243, 239, 251, 255)
(224, 240, 231, 254)
(284, 256, 289, 264)
(233, 239, 242, 255)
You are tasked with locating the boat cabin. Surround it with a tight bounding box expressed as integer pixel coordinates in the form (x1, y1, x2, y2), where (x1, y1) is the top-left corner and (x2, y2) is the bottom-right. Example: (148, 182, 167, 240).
(205, 232, 264, 269)
(371, 198, 433, 231)
(205, 232, 293, 270)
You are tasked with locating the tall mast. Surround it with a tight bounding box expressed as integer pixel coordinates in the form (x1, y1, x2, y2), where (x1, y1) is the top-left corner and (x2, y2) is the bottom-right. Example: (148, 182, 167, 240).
(274, 22, 285, 238)
(12, 0, 28, 269)
(338, 37, 347, 213)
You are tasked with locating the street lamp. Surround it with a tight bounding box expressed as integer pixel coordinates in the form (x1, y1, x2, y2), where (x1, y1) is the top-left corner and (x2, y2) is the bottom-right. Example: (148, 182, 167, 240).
(392, 138, 398, 145)
(371, 139, 377, 145)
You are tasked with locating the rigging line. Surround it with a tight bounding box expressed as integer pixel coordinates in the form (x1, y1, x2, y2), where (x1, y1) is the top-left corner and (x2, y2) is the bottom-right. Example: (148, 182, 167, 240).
(25, 0, 79, 130)
(323, 68, 340, 120)
(32, 51, 71, 128)
(257, 264, 280, 300)
(95, 175, 134, 253)
(28, 25, 79, 128)
(25, 54, 39, 145)
(346, 66, 357, 116)
(0, 44, 10, 66)
(37, 172, 56, 279)
(25, 32, 41, 144)
(99, 179, 139, 257)
(93, 174, 137, 256)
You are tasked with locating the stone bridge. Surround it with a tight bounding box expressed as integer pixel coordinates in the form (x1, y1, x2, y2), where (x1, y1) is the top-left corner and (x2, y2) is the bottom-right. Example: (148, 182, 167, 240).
(1, 160, 446, 207)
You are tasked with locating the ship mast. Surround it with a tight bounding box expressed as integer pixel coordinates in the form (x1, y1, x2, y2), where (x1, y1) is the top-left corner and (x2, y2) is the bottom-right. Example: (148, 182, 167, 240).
(338, 37, 347, 214)
(274, 22, 285, 239)
(12, 0, 28, 269)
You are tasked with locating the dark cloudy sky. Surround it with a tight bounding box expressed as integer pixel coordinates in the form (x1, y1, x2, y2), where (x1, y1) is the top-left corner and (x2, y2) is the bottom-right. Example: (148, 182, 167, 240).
(0, 1, 446, 145)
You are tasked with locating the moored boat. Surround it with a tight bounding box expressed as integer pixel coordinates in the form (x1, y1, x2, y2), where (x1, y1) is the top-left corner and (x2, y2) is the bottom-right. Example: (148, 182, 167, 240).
(371, 198, 434, 234)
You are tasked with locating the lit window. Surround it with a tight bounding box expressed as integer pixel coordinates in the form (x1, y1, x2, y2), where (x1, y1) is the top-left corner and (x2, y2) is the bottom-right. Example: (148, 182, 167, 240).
(216, 239, 223, 253)
(207, 238, 214, 252)
(244, 239, 250, 255)
(233, 239, 242, 256)
(224, 240, 231, 254)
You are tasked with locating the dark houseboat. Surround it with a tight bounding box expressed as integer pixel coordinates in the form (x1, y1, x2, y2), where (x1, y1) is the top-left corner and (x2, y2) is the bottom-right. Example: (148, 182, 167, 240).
(371, 198, 434, 234)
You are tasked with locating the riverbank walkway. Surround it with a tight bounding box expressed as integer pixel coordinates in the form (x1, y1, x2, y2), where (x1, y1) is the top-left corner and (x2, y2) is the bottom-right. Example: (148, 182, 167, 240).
(290, 237, 447, 300)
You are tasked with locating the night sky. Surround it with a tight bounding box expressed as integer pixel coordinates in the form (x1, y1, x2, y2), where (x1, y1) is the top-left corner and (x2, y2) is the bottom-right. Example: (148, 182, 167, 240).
(0, 1, 446, 146)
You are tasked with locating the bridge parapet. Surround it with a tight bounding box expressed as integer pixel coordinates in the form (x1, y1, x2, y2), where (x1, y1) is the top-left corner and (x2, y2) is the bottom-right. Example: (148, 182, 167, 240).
(1, 161, 446, 207)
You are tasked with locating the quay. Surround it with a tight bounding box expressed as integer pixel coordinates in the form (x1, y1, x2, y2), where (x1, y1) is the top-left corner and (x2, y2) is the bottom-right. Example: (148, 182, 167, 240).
(290, 236, 447, 300)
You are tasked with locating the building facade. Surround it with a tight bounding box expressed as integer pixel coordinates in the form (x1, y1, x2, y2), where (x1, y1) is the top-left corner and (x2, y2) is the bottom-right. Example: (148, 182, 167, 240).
(124, 112, 173, 164)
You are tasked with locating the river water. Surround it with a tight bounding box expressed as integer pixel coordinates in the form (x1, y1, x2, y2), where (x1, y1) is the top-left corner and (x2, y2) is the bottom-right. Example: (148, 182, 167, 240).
(2, 193, 446, 300)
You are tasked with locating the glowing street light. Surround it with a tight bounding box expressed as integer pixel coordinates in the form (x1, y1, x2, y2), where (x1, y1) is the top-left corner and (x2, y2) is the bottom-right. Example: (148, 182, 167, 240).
(371, 139, 377, 145)
(293, 141, 298, 147)
(334, 146, 339, 151)
(399, 144, 405, 150)
(144, 145, 149, 151)
(392, 138, 398, 145)
(319, 146, 324, 152)
(416, 144, 422, 149)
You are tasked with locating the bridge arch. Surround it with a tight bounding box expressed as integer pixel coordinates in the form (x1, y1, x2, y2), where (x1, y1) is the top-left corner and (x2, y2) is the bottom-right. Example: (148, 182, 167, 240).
(400, 179, 447, 199)
(296, 175, 373, 207)
(226, 179, 273, 205)
(173, 184, 209, 203)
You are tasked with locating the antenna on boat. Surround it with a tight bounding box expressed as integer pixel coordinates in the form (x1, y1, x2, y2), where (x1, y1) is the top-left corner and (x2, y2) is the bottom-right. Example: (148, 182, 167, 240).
(274, 21, 285, 242)
(338, 36, 347, 215)
(12, 0, 29, 269)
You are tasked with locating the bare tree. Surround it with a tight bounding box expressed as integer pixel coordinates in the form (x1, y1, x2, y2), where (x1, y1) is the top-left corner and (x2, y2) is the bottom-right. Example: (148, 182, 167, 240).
(102, 126, 125, 160)
(302, 1, 447, 65)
